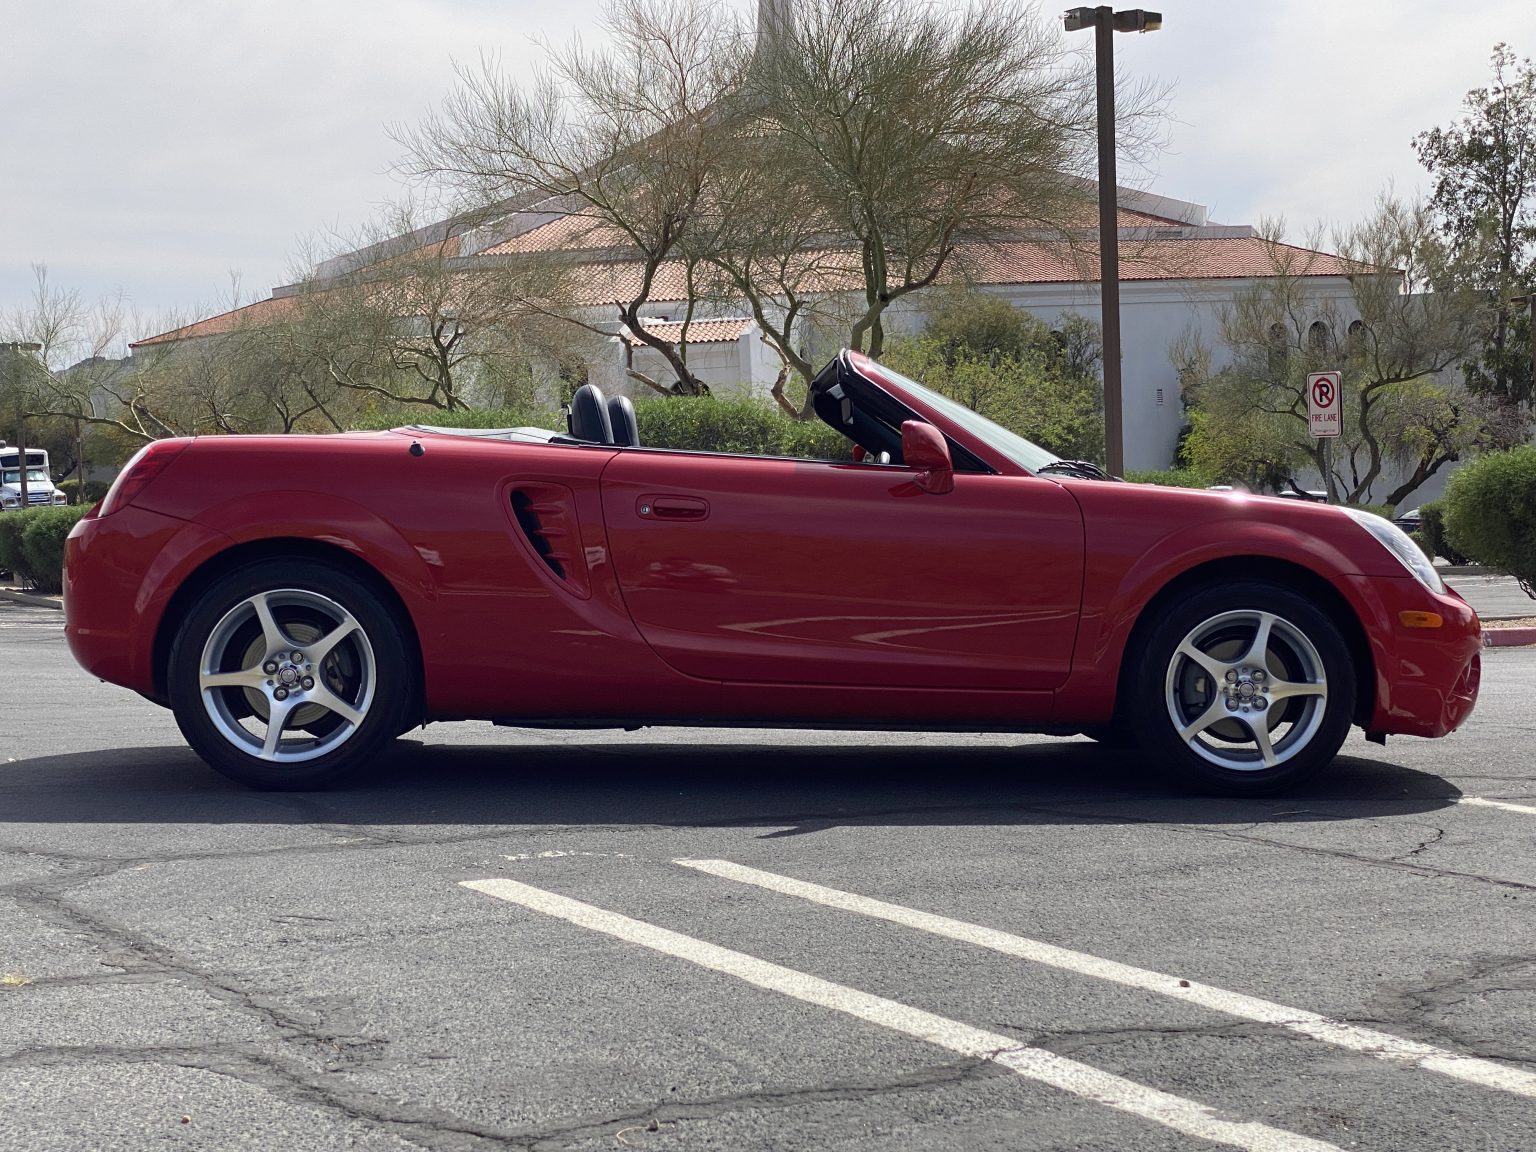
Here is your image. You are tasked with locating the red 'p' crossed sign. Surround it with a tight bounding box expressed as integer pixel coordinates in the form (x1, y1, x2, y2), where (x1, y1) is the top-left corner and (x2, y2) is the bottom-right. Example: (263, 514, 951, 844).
(1307, 371, 1342, 438)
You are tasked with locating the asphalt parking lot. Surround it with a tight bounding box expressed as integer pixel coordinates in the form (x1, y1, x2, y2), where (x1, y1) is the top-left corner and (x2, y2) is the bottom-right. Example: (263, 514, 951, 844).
(2, 599, 1534, 1151)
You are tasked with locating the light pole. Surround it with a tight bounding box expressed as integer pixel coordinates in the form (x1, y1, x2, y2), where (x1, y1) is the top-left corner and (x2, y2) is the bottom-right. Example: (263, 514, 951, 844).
(1, 342, 43, 510)
(1063, 6, 1161, 478)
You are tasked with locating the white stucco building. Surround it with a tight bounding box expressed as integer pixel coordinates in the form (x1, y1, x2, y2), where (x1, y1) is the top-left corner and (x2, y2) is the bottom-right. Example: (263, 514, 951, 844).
(135, 182, 1371, 476)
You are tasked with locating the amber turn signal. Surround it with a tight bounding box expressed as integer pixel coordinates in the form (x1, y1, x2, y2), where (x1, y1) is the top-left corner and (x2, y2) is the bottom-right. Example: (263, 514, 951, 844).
(1398, 610, 1444, 629)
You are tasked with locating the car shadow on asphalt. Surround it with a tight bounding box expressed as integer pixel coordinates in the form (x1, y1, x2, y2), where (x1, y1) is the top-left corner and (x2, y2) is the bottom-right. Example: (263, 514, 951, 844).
(0, 737, 1462, 831)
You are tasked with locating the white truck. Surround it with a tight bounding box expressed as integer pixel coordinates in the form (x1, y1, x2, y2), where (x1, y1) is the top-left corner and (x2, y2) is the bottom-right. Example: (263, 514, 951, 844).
(0, 447, 69, 511)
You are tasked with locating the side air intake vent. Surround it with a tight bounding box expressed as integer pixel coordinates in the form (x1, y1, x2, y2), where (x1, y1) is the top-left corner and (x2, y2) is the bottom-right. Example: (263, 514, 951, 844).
(509, 483, 591, 597)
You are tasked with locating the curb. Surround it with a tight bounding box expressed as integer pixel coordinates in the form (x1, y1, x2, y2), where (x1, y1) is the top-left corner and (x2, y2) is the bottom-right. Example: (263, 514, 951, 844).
(0, 588, 61, 610)
(1484, 627, 1536, 648)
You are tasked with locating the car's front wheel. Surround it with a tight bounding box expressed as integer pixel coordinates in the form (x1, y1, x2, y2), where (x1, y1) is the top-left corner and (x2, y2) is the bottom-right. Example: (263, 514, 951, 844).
(167, 560, 416, 789)
(1129, 580, 1355, 795)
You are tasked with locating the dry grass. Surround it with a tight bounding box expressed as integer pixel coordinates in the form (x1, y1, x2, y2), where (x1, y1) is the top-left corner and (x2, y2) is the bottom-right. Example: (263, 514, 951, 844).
(1483, 616, 1536, 629)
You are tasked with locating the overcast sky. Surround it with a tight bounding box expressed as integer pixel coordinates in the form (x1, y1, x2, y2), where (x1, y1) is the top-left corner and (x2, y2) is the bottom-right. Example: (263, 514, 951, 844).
(1, 0, 1530, 340)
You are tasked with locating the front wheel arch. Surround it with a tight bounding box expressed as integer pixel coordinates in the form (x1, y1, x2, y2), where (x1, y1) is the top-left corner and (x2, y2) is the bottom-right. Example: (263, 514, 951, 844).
(152, 538, 424, 727)
(1111, 557, 1376, 733)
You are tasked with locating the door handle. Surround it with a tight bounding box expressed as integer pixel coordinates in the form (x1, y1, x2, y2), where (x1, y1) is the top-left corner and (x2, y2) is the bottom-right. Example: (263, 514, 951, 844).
(637, 495, 709, 521)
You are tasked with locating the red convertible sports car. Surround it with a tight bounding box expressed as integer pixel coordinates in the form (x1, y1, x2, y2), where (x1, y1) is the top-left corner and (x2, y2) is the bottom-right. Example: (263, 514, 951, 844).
(64, 350, 1481, 794)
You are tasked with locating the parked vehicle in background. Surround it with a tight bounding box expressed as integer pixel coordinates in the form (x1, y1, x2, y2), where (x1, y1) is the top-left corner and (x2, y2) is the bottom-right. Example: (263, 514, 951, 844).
(0, 448, 68, 511)
(1277, 487, 1329, 502)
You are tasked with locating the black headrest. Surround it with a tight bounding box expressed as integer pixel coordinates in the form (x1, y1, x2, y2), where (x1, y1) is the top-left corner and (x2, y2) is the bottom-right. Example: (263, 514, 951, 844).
(607, 395, 640, 447)
(567, 384, 614, 444)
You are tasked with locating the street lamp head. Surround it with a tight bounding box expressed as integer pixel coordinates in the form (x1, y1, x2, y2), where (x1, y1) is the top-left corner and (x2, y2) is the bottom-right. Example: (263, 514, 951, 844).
(1113, 9, 1161, 32)
(1062, 7, 1096, 32)
(1063, 8, 1162, 33)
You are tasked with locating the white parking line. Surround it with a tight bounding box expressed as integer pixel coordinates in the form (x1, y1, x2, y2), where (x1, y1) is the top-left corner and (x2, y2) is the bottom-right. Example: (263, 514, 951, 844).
(1458, 796, 1536, 817)
(462, 877, 1341, 1152)
(676, 858, 1536, 1101)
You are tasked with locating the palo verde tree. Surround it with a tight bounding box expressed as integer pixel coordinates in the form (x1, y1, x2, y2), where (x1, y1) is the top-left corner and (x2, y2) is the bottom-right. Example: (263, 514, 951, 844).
(0, 263, 188, 446)
(1414, 43, 1536, 406)
(738, 0, 1163, 366)
(2, 264, 371, 442)
(397, 0, 754, 397)
(1181, 201, 1500, 508)
(398, 0, 1164, 406)
(284, 208, 577, 414)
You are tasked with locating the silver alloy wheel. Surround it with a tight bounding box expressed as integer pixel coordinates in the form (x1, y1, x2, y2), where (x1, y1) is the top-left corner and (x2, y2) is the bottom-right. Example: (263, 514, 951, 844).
(1163, 608, 1329, 772)
(197, 588, 377, 763)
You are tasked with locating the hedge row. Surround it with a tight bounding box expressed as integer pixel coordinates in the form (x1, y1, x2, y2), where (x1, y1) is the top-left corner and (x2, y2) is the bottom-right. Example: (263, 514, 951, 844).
(1124, 468, 1210, 489)
(55, 479, 113, 506)
(1413, 501, 1469, 565)
(0, 506, 92, 595)
(1443, 445, 1536, 590)
(633, 396, 851, 459)
(361, 394, 853, 460)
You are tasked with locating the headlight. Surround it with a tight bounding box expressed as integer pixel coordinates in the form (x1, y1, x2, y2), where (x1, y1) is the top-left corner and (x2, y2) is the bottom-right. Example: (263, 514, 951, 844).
(1343, 508, 1445, 593)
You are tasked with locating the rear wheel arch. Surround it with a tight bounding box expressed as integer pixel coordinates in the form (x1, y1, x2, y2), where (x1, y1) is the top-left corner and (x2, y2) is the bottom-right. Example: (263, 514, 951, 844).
(152, 537, 424, 721)
(1112, 556, 1376, 730)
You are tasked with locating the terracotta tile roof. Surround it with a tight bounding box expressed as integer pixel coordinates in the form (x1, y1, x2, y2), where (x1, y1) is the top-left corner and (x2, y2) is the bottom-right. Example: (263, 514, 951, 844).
(623, 317, 754, 345)
(483, 214, 629, 255)
(135, 228, 1360, 347)
(955, 237, 1362, 286)
(486, 205, 1186, 259)
(130, 295, 299, 347)
(563, 259, 698, 305)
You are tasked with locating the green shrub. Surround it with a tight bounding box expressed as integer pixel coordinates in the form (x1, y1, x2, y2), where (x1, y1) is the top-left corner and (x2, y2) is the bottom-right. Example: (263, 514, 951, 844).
(1346, 503, 1396, 520)
(351, 394, 852, 459)
(634, 396, 851, 459)
(1124, 468, 1210, 489)
(1443, 445, 1536, 591)
(1416, 500, 1470, 565)
(14, 507, 90, 594)
(882, 336, 1104, 463)
(352, 405, 561, 432)
(55, 479, 113, 507)
(0, 514, 26, 580)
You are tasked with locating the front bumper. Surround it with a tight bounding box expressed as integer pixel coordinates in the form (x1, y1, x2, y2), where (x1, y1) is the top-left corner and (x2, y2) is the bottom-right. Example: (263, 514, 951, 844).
(1346, 573, 1482, 739)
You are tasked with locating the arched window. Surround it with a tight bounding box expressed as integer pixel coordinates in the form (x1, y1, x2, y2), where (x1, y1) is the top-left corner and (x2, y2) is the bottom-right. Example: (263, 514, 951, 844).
(1308, 321, 1330, 353)
(1346, 320, 1368, 352)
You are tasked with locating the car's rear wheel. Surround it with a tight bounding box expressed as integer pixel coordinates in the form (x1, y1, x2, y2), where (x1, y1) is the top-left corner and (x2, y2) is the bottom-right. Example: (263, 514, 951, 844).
(1128, 580, 1355, 795)
(1080, 723, 1134, 748)
(168, 560, 416, 789)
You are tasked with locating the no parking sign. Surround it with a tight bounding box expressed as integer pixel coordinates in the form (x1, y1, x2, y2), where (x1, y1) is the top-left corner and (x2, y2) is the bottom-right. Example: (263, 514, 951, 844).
(1307, 371, 1342, 438)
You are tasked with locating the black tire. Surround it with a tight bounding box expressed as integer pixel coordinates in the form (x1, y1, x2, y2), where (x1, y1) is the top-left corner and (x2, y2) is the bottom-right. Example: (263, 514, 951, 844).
(167, 559, 417, 790)
(1127, 580, 1355, 796)
(1080, 723, 1135, 749)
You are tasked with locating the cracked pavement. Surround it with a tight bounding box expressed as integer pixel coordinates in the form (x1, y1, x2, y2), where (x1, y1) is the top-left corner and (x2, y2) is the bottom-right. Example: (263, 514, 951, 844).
(2, 600, 1535, 1150)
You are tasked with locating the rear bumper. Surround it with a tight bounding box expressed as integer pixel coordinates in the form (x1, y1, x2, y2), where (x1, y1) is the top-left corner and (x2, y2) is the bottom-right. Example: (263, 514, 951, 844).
(64, 506, 232, 698)
(1346, 574, 1482, 739)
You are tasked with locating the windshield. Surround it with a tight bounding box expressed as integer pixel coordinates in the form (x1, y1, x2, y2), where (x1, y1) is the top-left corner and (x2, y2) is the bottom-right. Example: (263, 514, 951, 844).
(859, 360, 1063, 473)
(2, 469, 49, 485)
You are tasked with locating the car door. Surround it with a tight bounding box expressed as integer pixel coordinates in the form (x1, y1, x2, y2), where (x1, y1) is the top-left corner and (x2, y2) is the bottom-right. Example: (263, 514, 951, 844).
(599, 450, 1085, 691)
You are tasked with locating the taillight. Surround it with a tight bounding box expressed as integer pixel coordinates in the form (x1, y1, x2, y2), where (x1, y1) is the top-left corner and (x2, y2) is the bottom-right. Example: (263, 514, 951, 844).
(97, 439, 192, 517)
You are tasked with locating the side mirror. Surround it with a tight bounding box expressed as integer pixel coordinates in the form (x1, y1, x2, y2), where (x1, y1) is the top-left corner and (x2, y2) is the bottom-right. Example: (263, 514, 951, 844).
(901, 420, 954, 494)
